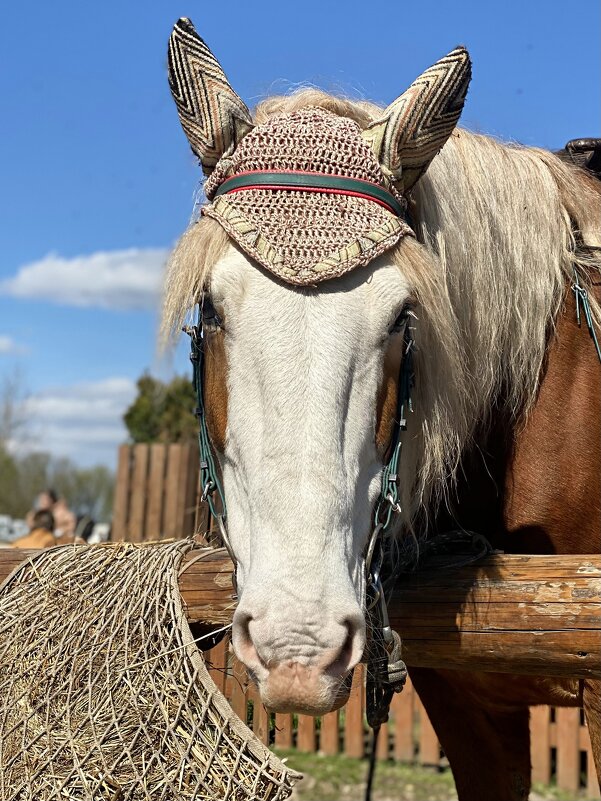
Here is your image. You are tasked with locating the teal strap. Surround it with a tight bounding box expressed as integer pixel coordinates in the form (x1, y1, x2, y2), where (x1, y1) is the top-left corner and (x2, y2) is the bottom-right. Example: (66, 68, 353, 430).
(572, 267, 601, 364)
(213, 171, 406, 218)
(374, 322, 415, 532)
(186, 313, 227, 522)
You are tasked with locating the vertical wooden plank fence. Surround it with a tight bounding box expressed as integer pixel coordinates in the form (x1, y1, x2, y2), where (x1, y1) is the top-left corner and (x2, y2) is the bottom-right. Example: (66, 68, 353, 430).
(529, 706, 601, 799)
(111, 442, 600, 798)
(111, 443, 209, 542)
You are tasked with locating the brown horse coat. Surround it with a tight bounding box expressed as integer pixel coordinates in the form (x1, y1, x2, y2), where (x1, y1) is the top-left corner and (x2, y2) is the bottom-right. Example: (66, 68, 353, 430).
(411, 274, 601, 800)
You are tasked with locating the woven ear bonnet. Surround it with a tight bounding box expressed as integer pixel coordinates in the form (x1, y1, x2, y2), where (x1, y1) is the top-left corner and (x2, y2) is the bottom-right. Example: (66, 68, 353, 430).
(168, 18, 254, 174)
(167, 22, 471, 286)
(362, 47, 471, 191)
(202, 108, 414, 286)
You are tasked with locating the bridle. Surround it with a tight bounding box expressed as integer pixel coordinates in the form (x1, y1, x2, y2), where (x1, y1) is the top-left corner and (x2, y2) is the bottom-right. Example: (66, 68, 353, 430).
(184, 265, 415, 724)
(363, 318, 414, 721)
(184, 171, 416, 780)
(186, 315, 233, 563)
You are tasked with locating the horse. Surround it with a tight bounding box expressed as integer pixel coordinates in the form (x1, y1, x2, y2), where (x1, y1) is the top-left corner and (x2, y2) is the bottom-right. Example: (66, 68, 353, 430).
(162, 18, 601, 801)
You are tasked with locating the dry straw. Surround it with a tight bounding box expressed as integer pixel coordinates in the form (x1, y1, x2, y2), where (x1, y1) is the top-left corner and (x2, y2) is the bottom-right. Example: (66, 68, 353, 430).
(0, 541, 300, 800)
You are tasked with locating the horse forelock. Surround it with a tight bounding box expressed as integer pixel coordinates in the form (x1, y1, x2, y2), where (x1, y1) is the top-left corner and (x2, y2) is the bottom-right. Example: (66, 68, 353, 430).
(161, 88, 601, 522)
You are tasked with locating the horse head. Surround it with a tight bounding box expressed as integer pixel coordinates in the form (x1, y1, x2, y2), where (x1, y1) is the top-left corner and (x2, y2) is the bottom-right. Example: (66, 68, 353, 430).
(164, 18, 470, 714)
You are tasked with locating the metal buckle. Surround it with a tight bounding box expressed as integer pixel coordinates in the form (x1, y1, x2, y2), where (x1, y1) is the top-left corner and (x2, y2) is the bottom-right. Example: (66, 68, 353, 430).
(201, 480, 215, 502)
(364, 523, 383, 577)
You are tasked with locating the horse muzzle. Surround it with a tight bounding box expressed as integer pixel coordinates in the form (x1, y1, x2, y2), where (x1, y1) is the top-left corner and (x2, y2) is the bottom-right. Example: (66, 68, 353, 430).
(231, 604, 365, 714)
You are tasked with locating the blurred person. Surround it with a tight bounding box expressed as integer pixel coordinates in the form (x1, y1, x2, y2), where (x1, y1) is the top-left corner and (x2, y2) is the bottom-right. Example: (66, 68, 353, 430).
(12, 509, 56, 549)
(27, 489, 76, 540)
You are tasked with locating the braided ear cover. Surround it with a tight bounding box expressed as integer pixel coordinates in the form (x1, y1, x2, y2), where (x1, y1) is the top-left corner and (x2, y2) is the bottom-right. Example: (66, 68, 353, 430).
(362, 47, 471, 191)
(167, 18, 254, 174)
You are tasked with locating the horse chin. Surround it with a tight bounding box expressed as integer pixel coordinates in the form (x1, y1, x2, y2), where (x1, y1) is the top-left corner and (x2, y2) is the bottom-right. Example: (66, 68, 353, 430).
(248, 666, 355, 716)
(328, 668, 354, 710)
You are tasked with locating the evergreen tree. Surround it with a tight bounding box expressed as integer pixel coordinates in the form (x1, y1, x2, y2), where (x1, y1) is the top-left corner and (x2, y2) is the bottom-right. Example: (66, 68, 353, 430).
(123, 373, 197, 444)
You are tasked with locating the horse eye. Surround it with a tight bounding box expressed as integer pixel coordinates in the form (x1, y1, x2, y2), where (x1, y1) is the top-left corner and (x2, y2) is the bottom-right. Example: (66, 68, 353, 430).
(202, 296, 223, 331)
(389, 304, 414, 334)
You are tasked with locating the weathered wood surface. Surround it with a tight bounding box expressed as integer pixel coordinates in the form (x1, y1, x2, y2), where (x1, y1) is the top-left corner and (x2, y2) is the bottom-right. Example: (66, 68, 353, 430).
(1, 548, 599, 679)
(110, 443, 202, 543)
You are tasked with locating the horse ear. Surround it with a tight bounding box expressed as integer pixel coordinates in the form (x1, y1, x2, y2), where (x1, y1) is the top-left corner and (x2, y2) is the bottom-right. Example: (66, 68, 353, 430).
(362, 47, 472, 191)
(167, 18, 254, 174)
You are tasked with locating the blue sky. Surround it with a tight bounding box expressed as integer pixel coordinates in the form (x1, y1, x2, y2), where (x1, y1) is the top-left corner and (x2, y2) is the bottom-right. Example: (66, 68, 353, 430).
(1, 0, 599, 467)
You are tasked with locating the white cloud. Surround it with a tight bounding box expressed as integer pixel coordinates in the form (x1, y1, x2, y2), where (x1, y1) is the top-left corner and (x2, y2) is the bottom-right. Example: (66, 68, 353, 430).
(0, 335, 27, 355)
(18, 377, 138, 467)
(0, 248, 169, 311)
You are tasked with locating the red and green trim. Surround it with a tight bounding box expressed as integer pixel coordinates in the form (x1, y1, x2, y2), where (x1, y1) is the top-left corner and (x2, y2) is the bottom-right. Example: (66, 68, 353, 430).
(213, 170, 406, 217)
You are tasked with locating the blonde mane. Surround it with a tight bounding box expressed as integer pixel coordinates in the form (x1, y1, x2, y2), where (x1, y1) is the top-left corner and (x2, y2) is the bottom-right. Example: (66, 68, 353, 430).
(162, 88, 601, 517)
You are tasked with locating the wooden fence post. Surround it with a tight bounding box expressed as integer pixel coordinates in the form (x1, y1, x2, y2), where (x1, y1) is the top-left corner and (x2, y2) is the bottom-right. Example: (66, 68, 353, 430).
(253, 701, 270, 746)
(146, 443, 166, 540)
(586, 741, 601, 799)
(556, 707, 581, 795)
(205, 639, 228, 694)
(376, 720, 390, 760)
(128, 444, 149, 542)
(164, 444, 186, 539)
(417, 697, 440, 767)
(320, 710, 340, 755)
(297, 715, 316, 753)
(392, 682, 415, 762)
(229, 659, 248, 725)
(344, 664, 365, 759)
(530, 706, 551, 785)
(111, 444, 132, 541)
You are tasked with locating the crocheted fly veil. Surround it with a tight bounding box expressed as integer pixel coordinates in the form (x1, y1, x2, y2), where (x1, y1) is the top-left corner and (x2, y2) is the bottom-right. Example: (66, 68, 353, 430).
(0, 542, 299, 800)
(168, 17, 471, 285)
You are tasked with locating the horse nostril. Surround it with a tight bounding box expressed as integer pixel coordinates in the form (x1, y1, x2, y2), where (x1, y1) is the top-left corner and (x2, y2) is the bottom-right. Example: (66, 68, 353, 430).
(232, 610, 262, 670)
(340, 631, 355, 668)
(325, 615, 365, 677)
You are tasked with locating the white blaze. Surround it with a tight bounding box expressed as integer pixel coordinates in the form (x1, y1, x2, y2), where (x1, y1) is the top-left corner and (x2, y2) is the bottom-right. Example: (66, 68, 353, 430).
(209, 246, 411, 705)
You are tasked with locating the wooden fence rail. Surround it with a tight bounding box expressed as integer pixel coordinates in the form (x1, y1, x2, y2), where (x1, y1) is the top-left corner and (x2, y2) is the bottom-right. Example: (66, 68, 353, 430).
(4, 547, 598, 679)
